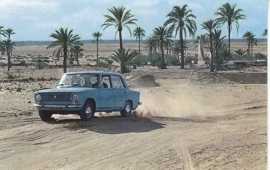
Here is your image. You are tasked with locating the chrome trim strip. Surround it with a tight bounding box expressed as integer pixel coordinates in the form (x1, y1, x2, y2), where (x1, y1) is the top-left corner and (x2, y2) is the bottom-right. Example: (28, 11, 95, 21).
(33, 104, 82, 108)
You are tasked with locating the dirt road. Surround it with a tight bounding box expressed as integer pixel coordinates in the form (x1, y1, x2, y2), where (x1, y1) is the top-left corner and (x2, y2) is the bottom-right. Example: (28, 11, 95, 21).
(0, 106, 266, 170)
(0, 75, 267, 170)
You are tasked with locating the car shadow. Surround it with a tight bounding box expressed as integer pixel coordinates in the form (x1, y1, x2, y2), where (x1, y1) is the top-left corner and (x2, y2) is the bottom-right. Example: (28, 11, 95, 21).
(47, 115, 165, 134)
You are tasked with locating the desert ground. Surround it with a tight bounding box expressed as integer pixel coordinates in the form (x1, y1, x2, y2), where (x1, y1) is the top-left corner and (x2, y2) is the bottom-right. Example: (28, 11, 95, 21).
(0, 41, 267, 170)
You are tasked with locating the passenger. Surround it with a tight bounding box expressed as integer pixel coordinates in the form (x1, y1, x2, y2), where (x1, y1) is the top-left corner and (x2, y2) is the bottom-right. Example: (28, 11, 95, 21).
(99, 76, 108, 88)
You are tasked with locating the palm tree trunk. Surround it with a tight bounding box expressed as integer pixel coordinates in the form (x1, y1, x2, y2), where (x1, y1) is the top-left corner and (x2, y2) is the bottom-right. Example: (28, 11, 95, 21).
(96, 41, 99, 67)
(119, 30, 123, 50)
(180, 29, 184, 69)
(120, 63, 124, 73)
(248, 43, 250, 55)
(7, 50, 10, 71)
(150, 46, 153, 66)
(215, 42, 219, 71)
(228, 23, 231, 53)
(139, 37, 141, 54)
(161, 39, 165, 69)
(76, 54, 79, 65)
(210, 34, 214, 72)
(63, 47, 67, 73)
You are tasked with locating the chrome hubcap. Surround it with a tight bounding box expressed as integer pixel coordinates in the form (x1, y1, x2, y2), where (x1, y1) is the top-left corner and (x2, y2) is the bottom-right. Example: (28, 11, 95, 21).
(125, 104, 131, 113)
(85, 106, 91, 118)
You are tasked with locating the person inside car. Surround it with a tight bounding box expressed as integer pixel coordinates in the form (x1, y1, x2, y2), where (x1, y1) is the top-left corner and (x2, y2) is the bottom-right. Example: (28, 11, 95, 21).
(93, 76, 108, 88)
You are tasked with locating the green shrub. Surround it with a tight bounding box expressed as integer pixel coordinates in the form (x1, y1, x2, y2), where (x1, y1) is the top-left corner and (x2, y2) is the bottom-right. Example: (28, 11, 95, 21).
(165, 54, 179, 66)
(185, 55, 198, 65)
(131, 54, 147, 67)
(231, 54, 253, 60)
(105, 58, 114, 65)
(146, 53, 162, 67)
(98, 61, 110, 68)
(34, 59, 47, 70)
(4, 71, 14, 79)
(234, 48, 246, 56)
(231, 53, 267, 61)
(254, 53, 267, 60)
(20, 60, 26, 66)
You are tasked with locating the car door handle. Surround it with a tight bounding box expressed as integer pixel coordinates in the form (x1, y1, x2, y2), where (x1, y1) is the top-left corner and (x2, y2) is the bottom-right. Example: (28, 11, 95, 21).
(126, 91, 129, 93)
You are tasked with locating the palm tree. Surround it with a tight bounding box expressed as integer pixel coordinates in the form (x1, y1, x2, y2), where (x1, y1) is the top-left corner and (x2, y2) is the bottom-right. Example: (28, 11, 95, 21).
(153, 26, 173, 69)
(110, 48, 137, 73)
(193, 34, 209, 48)
(133, 26, 145, 54)
(92, 31, 103, 66)
(145, 36, 156, 65)
(145, 36, 156, 54)
(0, 26, 6, 39)
(70, 44, 84, 65)
(163, 38, 174, 54)
(47, 27, 82, 73)
(215, 2, 247, 53)
(174, 39, 187, 62)
(5, 28, 15, 40)
(164, 5, 197, 68)
(0, 39, 15, 71)
(234, 48, 246, 56)
(242, 31, 257, 55)
(201, 19, 220, 72)
(102, 6, 137, 50)
(262, 29, 267, 36)
(213, 29, 226, 70)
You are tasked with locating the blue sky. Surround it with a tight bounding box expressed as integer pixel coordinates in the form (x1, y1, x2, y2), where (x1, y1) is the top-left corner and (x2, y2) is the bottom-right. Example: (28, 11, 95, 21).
(0, 0, 267, 41)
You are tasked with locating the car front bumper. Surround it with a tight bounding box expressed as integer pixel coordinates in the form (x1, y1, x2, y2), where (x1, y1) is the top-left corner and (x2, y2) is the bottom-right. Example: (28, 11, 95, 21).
(34, 104, 83, 108)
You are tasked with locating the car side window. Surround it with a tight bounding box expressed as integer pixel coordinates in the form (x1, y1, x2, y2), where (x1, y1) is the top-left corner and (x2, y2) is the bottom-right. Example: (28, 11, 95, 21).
(90, 76, 97, 87)
(111, 75, 125, 88)
(101, 75, 111, 88)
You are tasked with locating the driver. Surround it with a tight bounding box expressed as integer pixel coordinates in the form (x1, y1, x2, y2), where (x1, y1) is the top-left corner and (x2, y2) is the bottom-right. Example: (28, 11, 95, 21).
(99, 76, 108, 88)
(93, 76, 108, 88)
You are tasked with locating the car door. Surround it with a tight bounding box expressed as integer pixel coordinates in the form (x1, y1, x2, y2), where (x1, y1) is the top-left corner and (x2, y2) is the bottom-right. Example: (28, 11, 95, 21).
(98, 75, 116, 110)
(111, 75, 127, 109)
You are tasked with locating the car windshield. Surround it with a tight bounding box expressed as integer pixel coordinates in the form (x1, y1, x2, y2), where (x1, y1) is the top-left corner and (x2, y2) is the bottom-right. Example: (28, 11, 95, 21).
(57, 73, 98, 87)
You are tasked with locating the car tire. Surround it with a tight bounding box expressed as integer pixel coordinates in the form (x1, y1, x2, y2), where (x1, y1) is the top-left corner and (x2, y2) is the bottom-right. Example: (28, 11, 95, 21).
(39, 110, 52, 122)
(80, 101, 94, 121)
(121, 101, 132, 117)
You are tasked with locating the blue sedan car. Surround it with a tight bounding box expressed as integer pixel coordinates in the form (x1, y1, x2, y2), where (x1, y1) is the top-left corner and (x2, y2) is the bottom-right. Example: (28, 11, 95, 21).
(34, 71, 141, 121)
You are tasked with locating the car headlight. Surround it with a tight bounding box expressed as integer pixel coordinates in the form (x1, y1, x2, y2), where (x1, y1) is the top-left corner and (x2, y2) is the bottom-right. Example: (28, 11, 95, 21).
(70, 94, 78, 103)
(35, 94, 42, 101)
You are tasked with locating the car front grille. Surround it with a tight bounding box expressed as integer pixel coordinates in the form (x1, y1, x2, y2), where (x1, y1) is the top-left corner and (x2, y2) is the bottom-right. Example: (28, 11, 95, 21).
(42, 93, 71, 102)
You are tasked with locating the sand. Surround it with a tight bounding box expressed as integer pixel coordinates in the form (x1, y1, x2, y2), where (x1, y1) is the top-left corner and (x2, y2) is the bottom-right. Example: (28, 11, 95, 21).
(0, 42, 267, 170)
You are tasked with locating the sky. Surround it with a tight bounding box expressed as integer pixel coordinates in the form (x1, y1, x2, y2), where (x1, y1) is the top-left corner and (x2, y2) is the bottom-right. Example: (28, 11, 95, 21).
(0, 0, 268, 41)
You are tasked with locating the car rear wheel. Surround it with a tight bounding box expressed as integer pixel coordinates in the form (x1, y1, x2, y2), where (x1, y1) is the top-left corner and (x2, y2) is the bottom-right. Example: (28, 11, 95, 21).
(121, 101, 132, 117)
(39, 110, 52, 121)
(80, 101, 94, 121)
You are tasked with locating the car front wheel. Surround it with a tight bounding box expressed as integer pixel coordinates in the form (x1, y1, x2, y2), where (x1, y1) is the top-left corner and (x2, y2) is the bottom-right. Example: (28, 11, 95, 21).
(39, 110, 52, 122)
(121, 101, 132, 117)
(80, 101, 94, 121)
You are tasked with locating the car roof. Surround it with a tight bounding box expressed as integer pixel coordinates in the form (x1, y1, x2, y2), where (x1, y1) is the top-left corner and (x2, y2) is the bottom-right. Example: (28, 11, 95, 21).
(65, 71, 122, 76)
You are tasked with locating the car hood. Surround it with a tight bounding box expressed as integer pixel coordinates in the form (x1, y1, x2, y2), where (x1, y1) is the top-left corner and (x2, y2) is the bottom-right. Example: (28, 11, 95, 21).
(35, 86, 95, 94)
